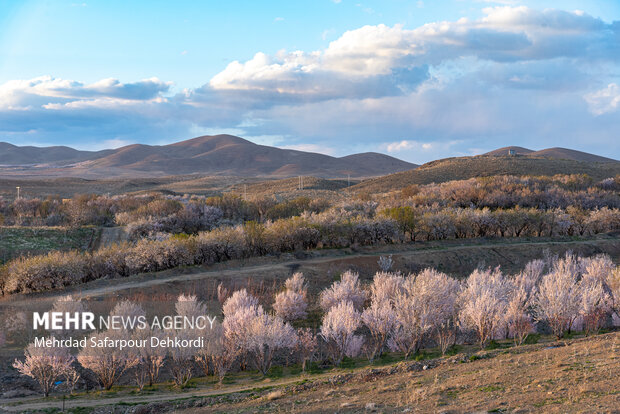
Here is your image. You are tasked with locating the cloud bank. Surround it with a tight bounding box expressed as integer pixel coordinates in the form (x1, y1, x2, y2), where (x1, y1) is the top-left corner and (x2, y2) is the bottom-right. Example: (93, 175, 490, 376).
(1, 6, 619, 163)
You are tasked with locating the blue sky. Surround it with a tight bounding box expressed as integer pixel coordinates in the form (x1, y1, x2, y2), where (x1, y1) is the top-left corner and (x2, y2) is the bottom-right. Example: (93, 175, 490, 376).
(1, 0, 619, 163)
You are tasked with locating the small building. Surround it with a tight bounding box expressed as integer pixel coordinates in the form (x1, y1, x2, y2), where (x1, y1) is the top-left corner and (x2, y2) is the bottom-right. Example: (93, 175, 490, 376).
(508, 149, 516, 156)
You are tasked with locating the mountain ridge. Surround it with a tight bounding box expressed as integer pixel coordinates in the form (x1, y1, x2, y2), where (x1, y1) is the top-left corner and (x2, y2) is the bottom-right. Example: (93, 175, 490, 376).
(0, 135, 417, 178)
(0, 136, 616, 179)
(483, 146, 616, 163)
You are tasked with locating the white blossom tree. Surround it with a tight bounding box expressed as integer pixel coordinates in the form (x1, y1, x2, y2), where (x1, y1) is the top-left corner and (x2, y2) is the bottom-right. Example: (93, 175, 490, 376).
(222, 289, 259, 317)
(196, 322, 239, 384)
(579, 279, 612, 335)
(320, 300, 363, 365)
(13, 340, 76, 397)
(368, 272, 404, 305)
(534, 255, 582, 338)
(361, 301, 395, 361)
(504, 286, 533, 345)
(295, 328, 318, 372)
(388, 269, 460, 357)
(377, 255, 394, 272)
(273, 272, 308, 321)
(246, 312, 297, 375)
(131, 327, 167, 389)
(168, 294, 207, 388)
(610, 267, 620, 316)
(78, 330, 138, 390)
(459, 267, 509, 348)
(319, 270, 367, 312)
(175, 294, 207, 319)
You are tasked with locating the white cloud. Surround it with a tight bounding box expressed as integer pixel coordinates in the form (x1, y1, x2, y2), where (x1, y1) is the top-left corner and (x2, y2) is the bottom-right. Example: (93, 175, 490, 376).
(208, 6, 618, 98)
(279, 143, 337, 155)
(0, 6, 618, 161)
(386, 140, 447, 153)
(386, 140, 415, 152)
(585, 83, 620, 115)
(0, 76, 171, 109)
(274, 17, 284, 22)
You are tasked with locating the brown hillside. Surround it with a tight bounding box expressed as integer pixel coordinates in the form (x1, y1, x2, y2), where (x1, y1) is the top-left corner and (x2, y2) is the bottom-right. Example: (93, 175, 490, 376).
(483, 146, 616, 162)
(484, 146, 534, 156)
(0, 135, 416, 178)
(529, 147, 617, 163)
(350, 156, 620, 193)
(0, 142, 112, 165)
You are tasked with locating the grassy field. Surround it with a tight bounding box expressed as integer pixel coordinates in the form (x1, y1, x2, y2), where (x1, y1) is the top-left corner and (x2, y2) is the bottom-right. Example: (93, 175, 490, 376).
(0, 226, 99, 263)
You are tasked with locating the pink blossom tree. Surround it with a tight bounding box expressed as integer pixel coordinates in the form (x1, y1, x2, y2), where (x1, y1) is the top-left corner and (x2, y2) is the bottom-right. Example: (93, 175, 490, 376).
(295, 328, 318, 372)
(390, 269, 458, 357)
(534, 255, 582, 338)
(222, 289, 259, 317)
(13, 340, 76, 397)
(504, 286, 533, 345)
(320, 300, 363, 365)
(273, 272, 308, 321)
(459, 267, 509, 348)
(78, 330, 139, 390)
(246, 312, 297, 375)
(579, 279, 612, 335)
(361, 301, 395, 361)
(319, 270, 367, 312)
(368, 272, 404, 305)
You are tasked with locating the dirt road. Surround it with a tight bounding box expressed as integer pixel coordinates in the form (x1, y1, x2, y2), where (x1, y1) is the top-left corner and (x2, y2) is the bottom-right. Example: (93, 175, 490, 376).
(0, 370, 333, 412)
(2, 236, 618, 308)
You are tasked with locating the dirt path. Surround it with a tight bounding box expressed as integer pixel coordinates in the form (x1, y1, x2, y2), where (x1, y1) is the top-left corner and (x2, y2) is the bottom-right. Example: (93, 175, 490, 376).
(3, 236, 618, 307)
(0, 372, 330, 412)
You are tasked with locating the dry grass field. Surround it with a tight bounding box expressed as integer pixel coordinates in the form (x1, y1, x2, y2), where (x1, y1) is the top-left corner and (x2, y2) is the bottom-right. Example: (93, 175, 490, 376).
(179, 332, 620, 414)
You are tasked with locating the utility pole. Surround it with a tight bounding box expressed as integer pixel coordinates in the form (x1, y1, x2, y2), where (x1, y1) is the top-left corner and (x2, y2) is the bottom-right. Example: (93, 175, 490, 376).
(244, 184, 247, 200)
(16, 186, 20, 200)
(347, 174, 350, 187)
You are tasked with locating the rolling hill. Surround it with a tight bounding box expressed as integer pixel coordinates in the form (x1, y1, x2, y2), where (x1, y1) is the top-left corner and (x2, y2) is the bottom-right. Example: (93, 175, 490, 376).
(0, 135, 416, 178)
(350, 154, 620, 193)
(0, 142, 113, 165)
(484, 146, 616, 163)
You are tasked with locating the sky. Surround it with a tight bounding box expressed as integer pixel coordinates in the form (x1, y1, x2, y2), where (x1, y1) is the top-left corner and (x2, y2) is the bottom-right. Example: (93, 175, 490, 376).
(0, 0, 619, 164)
